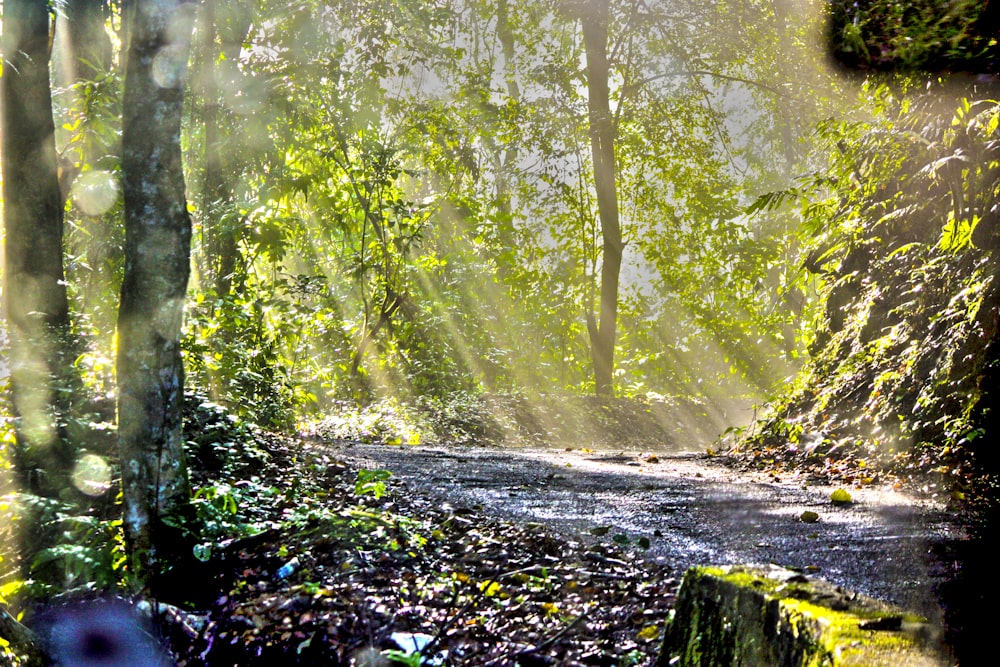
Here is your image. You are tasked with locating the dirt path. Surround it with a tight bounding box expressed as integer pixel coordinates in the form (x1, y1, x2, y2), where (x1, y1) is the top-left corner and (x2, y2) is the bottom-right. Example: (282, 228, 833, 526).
(325, 440, 964, 629)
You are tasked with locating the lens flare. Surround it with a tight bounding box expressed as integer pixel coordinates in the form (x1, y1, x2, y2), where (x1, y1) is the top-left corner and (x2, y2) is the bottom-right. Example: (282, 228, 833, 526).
(71, 453, 112, 497)
(71, 170, 119, 217)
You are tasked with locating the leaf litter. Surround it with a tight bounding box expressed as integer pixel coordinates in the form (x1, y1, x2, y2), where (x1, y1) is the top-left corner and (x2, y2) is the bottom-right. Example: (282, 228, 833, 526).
(172, 422, 677, 667)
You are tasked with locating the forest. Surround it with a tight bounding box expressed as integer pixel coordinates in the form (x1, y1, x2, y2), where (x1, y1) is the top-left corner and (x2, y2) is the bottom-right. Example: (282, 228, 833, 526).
(1, 0, 998, 665)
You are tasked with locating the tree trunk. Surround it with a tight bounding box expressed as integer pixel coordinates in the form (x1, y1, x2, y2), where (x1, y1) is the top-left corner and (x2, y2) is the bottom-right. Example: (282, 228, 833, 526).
(492, 0, 521, 273)
(62, 0, 114, 84)
(118, 0, 198, 596)
(198, 0, 252, 298)
(1, 0, 76, 499)
(350, 293, 405, 378)
(579, 0, 622, 397)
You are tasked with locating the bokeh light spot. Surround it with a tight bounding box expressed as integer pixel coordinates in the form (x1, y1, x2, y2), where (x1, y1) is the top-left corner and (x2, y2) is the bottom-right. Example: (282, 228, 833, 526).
(72, 453, 112, 497)
(71, 171, 119, 217)
(152, 45, 187, 88)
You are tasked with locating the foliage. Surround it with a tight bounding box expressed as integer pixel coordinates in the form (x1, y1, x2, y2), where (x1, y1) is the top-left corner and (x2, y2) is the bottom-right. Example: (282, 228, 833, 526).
(0, 381, 124, 601)
(308, 398, 430, 446)
(21, 496, 124, 598)
(355, 468, 392, 499)
(56, 67, 125, 363)
(183, 291, 307, 429)
(176, 394, 422, 556)
(306, 389, 724, 453)
(828, 0, 998, 73)
(174, 0, 841, 416)
(1, 491, 125, 602)
(738, 81, 1000, 483)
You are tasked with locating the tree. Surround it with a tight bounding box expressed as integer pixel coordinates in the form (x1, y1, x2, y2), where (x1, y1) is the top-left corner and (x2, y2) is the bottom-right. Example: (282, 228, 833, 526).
(173, 0, 842, 416)
(195, 0, 253, 298)
(117, 0, 199, 594)
(575, 0, 622, 397)
(1, 0, 77, 501)
(60, 0, 114, 84)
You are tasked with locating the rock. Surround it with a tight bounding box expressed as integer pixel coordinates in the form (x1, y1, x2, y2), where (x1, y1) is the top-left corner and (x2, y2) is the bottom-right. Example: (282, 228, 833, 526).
(657, 564, 949, 666)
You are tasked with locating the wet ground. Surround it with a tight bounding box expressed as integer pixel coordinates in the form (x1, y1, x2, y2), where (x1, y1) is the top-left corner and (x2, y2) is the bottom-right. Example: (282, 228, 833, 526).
(329, 440, 966, 640)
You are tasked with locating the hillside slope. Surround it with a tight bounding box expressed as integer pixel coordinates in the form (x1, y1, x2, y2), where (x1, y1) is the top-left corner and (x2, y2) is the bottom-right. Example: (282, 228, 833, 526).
(734, 83, 1000, 498)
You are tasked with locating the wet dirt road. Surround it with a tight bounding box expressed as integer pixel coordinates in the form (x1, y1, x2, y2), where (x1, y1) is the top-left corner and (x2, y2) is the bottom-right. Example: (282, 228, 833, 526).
(327, 440, 965, 630)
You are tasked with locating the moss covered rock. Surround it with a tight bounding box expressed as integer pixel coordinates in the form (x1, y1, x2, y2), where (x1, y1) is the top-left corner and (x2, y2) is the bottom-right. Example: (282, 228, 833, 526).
(658, 565, 948, 666)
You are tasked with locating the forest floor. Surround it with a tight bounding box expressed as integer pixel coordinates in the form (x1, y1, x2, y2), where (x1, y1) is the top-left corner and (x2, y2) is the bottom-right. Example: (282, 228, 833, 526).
(161, 395, 974, 666)
(173, 431, 679, 666)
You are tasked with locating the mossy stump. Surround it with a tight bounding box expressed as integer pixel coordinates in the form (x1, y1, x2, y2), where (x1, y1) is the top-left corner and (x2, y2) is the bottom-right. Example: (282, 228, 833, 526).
(657, 565, 949, 667)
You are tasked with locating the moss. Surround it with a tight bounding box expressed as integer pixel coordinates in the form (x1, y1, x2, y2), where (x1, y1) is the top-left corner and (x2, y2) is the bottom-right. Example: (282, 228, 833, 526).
(661, 565, 945, 667)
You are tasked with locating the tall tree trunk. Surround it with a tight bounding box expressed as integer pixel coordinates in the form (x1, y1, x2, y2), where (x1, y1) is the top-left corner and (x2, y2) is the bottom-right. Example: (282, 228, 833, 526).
(579, 0, 622, 397)
(772, 0, 802, 176)
(198, 0, 252, 298)
(1, 0, 77, 499)
(492, 0, 521, 272)
(61, 0, 114, 84)
(118, 0, 198, 595)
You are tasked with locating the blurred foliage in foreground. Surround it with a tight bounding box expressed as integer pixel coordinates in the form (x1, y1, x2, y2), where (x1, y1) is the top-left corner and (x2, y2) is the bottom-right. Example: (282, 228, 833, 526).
(828, 0, 999, 73)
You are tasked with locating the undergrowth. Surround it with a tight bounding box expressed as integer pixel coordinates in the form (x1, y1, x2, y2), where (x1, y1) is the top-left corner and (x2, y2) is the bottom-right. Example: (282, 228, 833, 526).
(733, 84, 1000, 499)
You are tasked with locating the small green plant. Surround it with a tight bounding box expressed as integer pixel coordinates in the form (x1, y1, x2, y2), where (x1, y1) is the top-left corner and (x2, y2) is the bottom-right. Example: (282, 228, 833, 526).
(18, 495, 125, 597)
(383, 632, 438, 666)
(355, 469, 392, 499)
(384, 650, 425, 667)
(618, 649, 645, 666)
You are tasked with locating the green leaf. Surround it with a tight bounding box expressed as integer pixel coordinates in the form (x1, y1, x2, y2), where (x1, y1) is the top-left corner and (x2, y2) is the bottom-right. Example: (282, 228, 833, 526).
(356, 469, 392, 498)
(830, 489, 852, 505)
(193, 543, 212, 562)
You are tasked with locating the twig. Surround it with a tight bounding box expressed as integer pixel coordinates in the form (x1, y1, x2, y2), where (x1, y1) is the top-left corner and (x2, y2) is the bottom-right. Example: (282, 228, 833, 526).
(524, 612, 589, 654)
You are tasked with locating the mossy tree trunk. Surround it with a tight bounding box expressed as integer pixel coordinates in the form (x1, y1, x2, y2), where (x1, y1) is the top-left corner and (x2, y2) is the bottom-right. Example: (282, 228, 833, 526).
(118, 0, 198, 596)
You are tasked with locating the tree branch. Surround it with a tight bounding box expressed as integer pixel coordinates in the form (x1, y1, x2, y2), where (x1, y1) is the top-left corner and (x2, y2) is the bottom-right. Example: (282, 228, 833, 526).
(624, 68, 794, 100)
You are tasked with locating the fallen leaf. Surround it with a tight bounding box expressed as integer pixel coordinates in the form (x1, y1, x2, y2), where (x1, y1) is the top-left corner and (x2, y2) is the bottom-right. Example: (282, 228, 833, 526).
(830, 489, 852, 505)
(799, 511, 820, 523)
